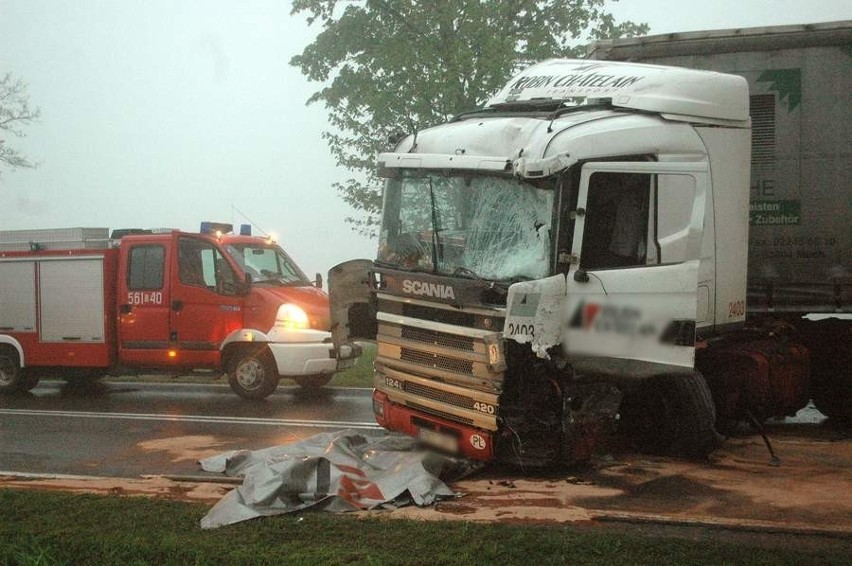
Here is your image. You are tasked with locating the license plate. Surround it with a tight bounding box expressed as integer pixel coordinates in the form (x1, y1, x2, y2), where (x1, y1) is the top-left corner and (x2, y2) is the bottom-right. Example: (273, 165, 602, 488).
(418, 428, 458, 453)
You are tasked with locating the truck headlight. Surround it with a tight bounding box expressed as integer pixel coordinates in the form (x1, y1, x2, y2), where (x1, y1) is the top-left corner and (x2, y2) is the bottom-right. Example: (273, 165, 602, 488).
(276, 303, 309, 330)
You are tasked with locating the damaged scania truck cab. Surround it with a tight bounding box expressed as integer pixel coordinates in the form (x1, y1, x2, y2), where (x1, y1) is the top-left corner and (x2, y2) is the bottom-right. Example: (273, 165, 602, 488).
(331, 49, 849, 465)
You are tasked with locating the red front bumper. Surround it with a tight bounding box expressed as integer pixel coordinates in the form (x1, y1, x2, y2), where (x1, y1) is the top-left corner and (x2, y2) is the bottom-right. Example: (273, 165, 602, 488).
(372, 389, 495, 461)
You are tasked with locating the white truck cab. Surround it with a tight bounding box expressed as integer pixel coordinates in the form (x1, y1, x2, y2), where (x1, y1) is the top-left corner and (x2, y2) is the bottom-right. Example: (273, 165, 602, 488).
(331, 58, 805, 465)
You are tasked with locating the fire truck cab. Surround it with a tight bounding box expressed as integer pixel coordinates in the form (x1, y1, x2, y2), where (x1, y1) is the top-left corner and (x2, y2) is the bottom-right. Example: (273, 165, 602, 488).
(0, 223, 360, 399)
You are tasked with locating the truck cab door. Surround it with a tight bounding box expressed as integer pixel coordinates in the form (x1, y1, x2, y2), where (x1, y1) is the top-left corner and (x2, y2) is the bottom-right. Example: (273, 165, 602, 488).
(169, 235, 244, 367)
(118, 241, 172, 365)
(564, 161, 708, 374)
(328, 259, 377, 351)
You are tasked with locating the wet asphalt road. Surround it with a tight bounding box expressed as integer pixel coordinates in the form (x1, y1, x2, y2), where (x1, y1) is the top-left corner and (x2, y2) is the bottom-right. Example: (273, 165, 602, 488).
(0, 380, 830, 480)
(0, 380, 378, 478)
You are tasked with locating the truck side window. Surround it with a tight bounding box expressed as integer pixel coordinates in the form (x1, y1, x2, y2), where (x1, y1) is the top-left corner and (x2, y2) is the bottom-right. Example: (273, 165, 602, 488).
(581, 172, 650, 269)
(656, 175, 697, 264)
(178, 237, 239, 295)
(178, 238, 207, 287)
(128, 245, 165, 290)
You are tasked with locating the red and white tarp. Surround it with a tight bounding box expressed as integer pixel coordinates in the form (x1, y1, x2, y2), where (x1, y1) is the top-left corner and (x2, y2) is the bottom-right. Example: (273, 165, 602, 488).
(199, 430, 481, 529)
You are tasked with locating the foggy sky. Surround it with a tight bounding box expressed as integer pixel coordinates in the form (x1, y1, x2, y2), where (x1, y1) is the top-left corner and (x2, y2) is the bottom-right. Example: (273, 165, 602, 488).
(1, 0, 849, 280)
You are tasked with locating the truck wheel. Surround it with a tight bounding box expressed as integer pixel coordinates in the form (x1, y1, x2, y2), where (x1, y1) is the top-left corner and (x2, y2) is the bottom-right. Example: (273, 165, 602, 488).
(0, 351, 35, 393)
(292, 374, 333, 390)
(228, 348, 280, 400)
(619, 371, 721, 459)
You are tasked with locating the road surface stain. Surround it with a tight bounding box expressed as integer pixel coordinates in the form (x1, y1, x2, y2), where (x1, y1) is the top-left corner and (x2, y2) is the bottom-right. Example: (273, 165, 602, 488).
(383, 431, 852, 536)
(136, 435, 242, 463)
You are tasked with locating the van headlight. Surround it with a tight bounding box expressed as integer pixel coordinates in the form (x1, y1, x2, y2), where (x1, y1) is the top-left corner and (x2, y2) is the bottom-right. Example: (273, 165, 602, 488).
(276, 303, 309, 330)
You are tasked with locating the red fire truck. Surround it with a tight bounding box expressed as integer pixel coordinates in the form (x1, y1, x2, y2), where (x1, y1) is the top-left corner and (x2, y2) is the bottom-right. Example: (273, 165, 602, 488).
(0, 223, 360, 399)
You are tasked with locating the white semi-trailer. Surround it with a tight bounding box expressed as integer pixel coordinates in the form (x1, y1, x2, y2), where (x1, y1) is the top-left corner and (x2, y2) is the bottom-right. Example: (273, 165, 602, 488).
(330, 22, 850, 466)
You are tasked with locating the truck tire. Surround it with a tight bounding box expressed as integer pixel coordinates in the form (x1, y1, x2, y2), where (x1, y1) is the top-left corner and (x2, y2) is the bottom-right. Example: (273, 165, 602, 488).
(228, 348, 280, 400)
(0, 350, 37, 393)
(291, 374, 333, 390)
(619, 371, 721, 459)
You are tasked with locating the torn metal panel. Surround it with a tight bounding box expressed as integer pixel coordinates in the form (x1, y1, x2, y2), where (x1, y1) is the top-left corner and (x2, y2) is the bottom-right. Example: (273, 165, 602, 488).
(562, 383, 623, 465)
(328, 259, 377, 348)
(513, 153, 573, 178)
(503, 274, 567, 358)
(199, 430, 482, 529)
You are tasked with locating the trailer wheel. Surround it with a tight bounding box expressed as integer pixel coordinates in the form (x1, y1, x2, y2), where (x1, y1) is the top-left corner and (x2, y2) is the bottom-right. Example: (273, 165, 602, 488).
(291, 374, 333, 390)
(228, 348, 280, 400)
(619, 371, 721, 459)
(0, 350, 36, 393)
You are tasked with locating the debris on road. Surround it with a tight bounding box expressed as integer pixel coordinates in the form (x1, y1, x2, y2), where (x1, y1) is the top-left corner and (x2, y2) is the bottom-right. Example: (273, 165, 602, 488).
(198, 430, 482, 529)
(387, 430, 852, 536)
(1, 427, 847, 539)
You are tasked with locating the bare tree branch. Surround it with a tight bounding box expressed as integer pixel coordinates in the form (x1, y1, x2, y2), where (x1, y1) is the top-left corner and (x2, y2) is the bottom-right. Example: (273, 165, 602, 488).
(0, 72, 41, 176)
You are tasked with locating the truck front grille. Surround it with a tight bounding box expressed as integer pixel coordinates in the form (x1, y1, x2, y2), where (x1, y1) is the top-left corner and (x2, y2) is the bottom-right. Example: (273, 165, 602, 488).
(402, 303, 476, 327)
(402, 326, 475, 351)
(400, 347, 475, 374)
(404, 381, 475, 410)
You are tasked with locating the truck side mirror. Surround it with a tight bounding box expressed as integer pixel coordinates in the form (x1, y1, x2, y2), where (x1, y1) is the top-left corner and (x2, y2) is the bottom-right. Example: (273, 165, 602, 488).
(241, 272, 252, 295)
(315, 273, 323, 289)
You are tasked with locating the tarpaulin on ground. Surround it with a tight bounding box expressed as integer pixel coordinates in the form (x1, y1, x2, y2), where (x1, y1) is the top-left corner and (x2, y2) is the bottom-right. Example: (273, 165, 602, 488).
(199, 430, 482, 529)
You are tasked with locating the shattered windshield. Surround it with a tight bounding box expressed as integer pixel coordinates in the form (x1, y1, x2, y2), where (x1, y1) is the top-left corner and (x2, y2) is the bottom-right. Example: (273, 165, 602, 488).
(224, 243, 309, 285)
(378, 171, 556, 281)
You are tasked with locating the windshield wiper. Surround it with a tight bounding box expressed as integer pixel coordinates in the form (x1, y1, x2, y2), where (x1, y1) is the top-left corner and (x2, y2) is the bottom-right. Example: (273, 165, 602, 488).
(256, 270, 308, 287)
(451, 267, 533, 286)
(453, 266, 487, 281)
(253, 277, 285, 286)
(502, 275, 534, 284)
(374, 259, 432, 274)
(427, 177, 440, 274)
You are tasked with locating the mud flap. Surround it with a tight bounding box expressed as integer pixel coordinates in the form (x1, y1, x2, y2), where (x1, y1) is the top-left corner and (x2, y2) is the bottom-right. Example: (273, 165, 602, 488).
(328, 259, 378, 352)
(503, 274, 567, 358)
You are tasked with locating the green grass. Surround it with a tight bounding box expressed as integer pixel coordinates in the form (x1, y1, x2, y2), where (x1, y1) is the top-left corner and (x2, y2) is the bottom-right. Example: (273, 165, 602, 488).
(1, 489, 846, 565)
(328, 342, 376, 388)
